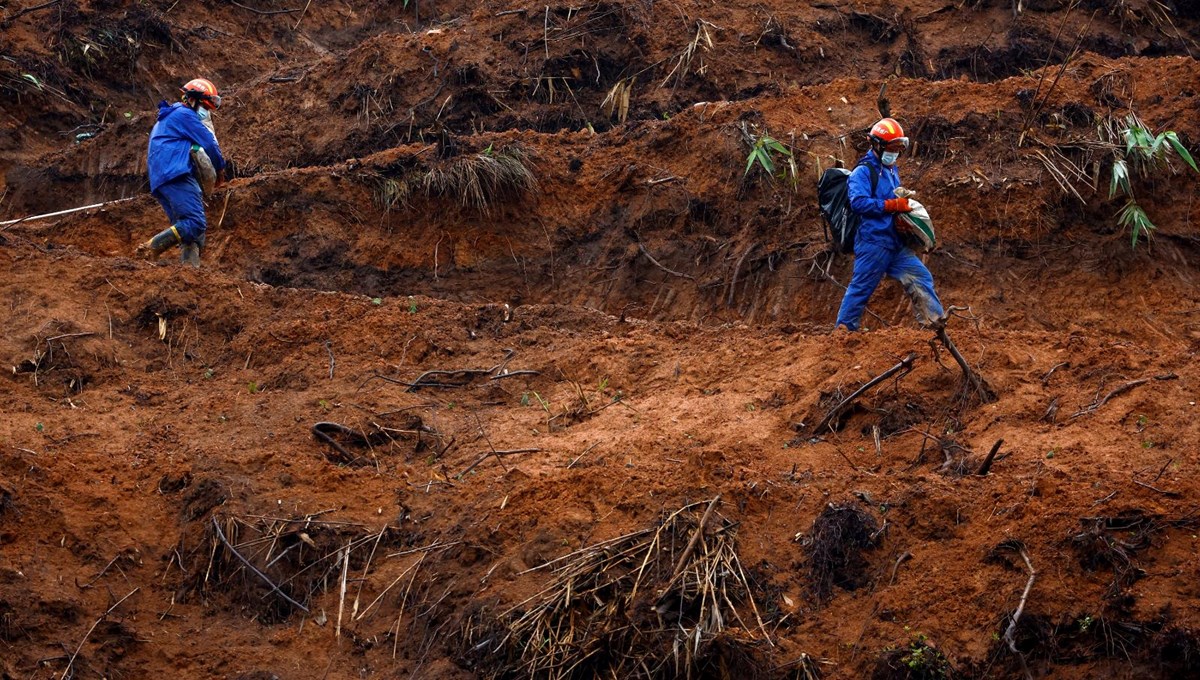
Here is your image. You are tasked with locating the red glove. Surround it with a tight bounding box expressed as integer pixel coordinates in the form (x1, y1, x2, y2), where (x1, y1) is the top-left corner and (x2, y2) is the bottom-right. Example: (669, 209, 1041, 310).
(884, 197, 911, 213)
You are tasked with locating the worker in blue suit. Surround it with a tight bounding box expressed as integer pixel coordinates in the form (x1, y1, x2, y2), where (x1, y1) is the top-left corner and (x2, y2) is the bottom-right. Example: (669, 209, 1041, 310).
(835, 117, 944, 331)
(137, 78, 226, 267)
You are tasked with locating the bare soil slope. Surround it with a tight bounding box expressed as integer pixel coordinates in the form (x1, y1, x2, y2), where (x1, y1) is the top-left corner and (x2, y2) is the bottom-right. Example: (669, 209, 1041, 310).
(3, 1, 1200, 678)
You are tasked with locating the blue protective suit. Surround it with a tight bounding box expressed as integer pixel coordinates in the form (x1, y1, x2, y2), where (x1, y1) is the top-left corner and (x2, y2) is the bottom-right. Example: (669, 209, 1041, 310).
(835, 151, 944, 330)
(147, 102, 224, 244)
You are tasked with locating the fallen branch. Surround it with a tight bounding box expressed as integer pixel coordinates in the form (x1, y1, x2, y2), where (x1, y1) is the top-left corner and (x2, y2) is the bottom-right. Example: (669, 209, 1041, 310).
(976, 439, 1004, 476)
(1070, 374, 1177, 419)
(60, 587, 139, 680)
(814, 353, 916, 434)
(211, 517, 309, 613)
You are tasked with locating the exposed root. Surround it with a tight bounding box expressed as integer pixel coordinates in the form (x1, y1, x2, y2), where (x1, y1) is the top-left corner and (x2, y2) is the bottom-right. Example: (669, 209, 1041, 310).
(801, 502, 881, 604)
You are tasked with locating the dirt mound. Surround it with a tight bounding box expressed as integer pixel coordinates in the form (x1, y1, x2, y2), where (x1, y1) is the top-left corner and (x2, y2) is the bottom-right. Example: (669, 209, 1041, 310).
(3, 0, 1200, 678)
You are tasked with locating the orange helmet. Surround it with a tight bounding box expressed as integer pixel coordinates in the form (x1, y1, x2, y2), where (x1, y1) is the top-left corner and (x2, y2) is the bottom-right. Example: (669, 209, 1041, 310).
(869, 118, 908, 148)
(181, 78, 221, 110)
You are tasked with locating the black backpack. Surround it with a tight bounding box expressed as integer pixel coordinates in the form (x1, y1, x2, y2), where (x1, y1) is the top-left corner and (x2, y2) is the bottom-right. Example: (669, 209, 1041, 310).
(817, 162, 880, 254)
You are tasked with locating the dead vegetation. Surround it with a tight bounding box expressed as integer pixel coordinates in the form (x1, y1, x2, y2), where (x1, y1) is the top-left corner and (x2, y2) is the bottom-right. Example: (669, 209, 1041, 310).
(458, 497, 774, 679)
(372, 145, 538, 215)
(178, 512, 403, 623)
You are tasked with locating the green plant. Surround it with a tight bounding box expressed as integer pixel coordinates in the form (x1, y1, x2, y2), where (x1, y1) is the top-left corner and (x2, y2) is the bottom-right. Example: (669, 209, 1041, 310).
(1101, 114, 1198, 247)
(248, 381, 259, 394)
(1078, 614, 1094, 632)
(204, 368, 215, 380)
(408, 296, 418, 313)
(744, 133, 797, 186)
(899, 633, 951, 677)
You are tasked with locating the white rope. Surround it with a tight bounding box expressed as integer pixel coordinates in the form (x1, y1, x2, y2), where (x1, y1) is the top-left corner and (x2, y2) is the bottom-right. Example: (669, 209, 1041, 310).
(0, 196, 141, 227)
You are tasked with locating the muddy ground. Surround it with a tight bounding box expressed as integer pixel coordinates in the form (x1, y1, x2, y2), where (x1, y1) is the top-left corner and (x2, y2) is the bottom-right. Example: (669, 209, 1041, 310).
(3, 0, 1200, 678)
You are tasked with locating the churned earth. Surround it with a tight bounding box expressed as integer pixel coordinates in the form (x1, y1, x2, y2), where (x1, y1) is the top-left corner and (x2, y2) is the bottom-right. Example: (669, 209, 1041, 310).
(3, 0, 1200, 678)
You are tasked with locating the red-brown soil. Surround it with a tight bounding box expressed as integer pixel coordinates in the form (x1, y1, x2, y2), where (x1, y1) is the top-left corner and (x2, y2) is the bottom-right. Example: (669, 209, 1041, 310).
(3, 1, 1200, 678)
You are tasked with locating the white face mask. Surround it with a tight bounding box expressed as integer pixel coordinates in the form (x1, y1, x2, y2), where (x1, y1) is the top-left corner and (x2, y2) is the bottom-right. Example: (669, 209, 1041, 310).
(881, 150, 900, 166)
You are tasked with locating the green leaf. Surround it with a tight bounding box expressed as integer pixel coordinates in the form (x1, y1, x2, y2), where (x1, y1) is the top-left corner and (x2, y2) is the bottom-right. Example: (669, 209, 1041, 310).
(757, 148, 775, 175)
(1164, 132, 1198, 173)
(766, 139, 792, 156)
(1109, 159, 1130, 199)
(1118, 200, 1155, 248)
(744, 149, 758, 176)
(21, 73, 42, 89)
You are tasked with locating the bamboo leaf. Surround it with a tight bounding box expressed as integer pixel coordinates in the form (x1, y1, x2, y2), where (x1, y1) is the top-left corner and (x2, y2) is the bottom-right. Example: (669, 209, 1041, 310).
(1164, 132, 1198, 173)
(1109, 159, 1129, 199)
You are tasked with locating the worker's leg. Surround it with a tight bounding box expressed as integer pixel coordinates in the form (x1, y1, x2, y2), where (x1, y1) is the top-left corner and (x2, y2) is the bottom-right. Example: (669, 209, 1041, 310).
(142, 175, 207, 265)
(888, 249, 944, 325)
(835, 243, 890, 330)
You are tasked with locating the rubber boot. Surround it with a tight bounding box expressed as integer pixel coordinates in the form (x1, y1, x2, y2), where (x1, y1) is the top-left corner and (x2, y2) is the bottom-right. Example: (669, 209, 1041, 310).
(180, 242, 201, 268)
(135, 226, 181, 260)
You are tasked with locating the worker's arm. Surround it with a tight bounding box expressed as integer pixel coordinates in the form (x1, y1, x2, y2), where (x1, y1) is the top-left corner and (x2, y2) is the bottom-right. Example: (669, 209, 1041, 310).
(180, 110, 226, 173)
(847, 165, 887, 217)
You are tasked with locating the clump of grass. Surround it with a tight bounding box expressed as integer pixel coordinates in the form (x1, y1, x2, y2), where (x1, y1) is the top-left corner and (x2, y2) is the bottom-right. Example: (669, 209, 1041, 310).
(423, 145, 538, 214)
(372, 145, 538, 215)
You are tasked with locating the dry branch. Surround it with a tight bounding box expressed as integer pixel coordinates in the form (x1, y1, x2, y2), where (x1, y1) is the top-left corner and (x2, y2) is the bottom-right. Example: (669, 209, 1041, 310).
(934, 325, 995, 404)
(814, 353, 916, 434)
(60, 587, 139, 680)
(1070, 373, 1177, 418)
(976, 439, 1004, 476)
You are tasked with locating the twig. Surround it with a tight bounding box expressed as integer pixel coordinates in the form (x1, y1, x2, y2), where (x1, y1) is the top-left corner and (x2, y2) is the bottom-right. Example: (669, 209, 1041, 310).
(1070, 373, 1176, 418)
(637, 242, 695, 280)
(211, 517, 309, 612)
(976, 439, 1004, 476)
(661, 494, 721, 592)
(457, 448, 541, 478)
(5, 0, 62, 22)
(567, 442, 599, 468)
(814, 353, 916, 434)
(325, 340, 335, 380)
(1132, 479, 1181, 497)
(1003, 547, 1036, 654)
(215, 190, 232, 229)
(889, 551, 912, 585)
(230, 1, 301, 15)
(934, 326, 995, 403)
(60, 587, 139, 680)
(292, 0, 314, 29)
(335, 543, 350, 639)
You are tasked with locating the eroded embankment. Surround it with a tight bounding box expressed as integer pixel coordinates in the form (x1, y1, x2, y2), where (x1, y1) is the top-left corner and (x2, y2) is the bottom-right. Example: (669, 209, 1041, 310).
(2, 237, 1200, 678)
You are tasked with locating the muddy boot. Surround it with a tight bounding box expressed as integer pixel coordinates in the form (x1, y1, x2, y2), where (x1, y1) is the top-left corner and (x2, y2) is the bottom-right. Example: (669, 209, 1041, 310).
(180, 242, 201, 268)
(135, 226, 181, 260)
